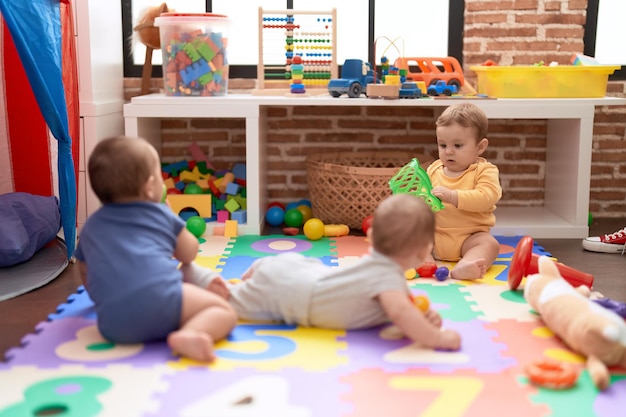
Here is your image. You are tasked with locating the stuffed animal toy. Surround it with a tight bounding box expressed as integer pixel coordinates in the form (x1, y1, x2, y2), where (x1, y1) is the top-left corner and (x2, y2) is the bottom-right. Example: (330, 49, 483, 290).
(133, 3, 170, 50)
(524, 256, 626, 390)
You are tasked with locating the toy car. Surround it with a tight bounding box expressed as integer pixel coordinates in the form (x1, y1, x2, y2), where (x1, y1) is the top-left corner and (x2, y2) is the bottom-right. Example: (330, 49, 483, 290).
(394, 56, 465, 89)
(328, 59, 379, 98)
(399, 82, 422, 99)
(427, 80, 458, 96)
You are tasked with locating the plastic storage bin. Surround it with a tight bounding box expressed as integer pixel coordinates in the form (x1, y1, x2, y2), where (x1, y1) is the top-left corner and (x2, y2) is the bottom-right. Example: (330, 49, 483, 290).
(470, 65, 620, 98)
(155, 13, 230, 96)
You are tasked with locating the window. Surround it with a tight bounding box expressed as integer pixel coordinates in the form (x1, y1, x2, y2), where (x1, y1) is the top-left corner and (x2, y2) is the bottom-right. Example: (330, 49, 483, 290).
(121, 0, 464, 78)
(584, 0, 625, 80)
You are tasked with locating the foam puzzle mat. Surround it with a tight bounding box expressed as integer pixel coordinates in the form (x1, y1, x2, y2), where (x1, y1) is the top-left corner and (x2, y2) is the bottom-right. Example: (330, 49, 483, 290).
(2, 235, 626, 416)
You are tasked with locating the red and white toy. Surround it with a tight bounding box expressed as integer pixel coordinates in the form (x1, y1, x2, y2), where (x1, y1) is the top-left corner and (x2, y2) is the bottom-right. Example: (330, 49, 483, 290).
(524, 256, 626, 390)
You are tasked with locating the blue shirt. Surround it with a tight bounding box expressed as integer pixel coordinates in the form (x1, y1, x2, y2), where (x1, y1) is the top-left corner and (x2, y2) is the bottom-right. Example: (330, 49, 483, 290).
(75, 202, 185, 343)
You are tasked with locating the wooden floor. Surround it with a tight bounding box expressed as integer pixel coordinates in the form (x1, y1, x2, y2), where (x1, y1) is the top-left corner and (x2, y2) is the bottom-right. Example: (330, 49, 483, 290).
(1, 218, 625, 361)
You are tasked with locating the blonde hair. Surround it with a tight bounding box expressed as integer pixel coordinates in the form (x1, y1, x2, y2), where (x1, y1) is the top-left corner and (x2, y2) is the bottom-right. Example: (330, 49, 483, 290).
(371, 194, 435, 257)
(88, 136, 157, 204)
(436, 102, 488, 142)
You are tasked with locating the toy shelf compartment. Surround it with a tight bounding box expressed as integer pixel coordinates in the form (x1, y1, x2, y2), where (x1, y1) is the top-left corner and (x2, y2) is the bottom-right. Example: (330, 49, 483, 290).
(124, 94, 626, 238)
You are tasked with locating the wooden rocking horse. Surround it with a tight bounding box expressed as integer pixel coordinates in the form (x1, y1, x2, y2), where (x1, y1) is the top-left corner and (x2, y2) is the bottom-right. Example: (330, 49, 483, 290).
(133, 2, 169, 95)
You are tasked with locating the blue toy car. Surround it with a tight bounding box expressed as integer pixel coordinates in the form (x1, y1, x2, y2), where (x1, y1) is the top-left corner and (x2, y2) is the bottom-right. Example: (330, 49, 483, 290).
(399, 82, 422, 99)
(427, 80, 458, 96)
(328, 59, 379, 98)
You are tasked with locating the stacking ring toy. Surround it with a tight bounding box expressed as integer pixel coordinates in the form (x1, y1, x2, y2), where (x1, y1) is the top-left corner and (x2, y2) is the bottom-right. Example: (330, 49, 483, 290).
(525, 359, 579, 390)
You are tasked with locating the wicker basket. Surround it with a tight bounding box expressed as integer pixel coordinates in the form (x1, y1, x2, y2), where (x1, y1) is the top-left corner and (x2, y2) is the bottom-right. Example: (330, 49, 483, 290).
(306, 151, 431, 229)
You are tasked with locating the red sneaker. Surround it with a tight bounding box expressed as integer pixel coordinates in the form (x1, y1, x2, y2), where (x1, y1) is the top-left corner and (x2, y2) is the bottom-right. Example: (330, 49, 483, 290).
(582, 227, 626, 254)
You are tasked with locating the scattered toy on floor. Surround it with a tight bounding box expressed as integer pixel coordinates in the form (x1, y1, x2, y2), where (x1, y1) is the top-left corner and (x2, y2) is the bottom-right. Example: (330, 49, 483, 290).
(508, 236, 594, 290)
(524, 256, 626, 391)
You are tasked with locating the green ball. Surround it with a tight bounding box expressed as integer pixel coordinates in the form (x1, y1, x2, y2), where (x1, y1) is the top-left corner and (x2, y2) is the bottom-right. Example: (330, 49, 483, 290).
(184, 184, 203, 194)
(186, 216, 206, 237)
(284, 208, 304, 228)
(588, 212, 593, 227)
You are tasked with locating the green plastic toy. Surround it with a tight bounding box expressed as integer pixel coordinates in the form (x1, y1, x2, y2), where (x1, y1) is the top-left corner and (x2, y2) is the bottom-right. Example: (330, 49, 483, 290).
(389, 158, 444, 212)
(161, 184, 168, 203)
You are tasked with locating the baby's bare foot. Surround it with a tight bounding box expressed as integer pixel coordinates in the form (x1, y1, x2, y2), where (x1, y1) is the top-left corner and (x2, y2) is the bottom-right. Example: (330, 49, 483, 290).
(450, 258, 487, 280)
(379, 325, 405, 340)
(424, 309, 443, 328)
(168, 329, 216, 362)
(437, 329, 461, 351)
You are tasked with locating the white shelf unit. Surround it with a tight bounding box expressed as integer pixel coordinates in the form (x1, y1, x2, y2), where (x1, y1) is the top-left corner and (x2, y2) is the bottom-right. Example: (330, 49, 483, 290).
(75, 1, 125, 231)
(124, 94, 626, 238)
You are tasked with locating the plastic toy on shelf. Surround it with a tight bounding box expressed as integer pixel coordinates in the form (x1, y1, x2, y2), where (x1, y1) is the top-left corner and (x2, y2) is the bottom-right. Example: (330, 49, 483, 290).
(366, 37, 406, 99)
(427, 80, 458, 96)
(328, 58, 379, 98)
(366, 83, 400, 99)
(399, 82, 422, 99)
(253, 8, 338, 95)
(394, 56, 465, 89)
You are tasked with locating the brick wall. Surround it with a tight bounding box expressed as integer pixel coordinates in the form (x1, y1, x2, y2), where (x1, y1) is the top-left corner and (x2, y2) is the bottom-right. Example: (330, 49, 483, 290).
(124, 0, 626, 218)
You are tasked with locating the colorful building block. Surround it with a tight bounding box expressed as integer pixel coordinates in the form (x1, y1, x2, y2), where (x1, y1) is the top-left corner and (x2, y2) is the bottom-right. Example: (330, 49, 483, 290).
(232, 163, 246, 180)
(233, 195, 247, 210)
(224, 198, 241, 213)
(208, 180, 221, 198)
(174, 181, 186, 191)
(224, 220, 238, 237)
(166, 194, 212, 218)
(217, 209, 230, 223)
(231, 210, 247, 224)
(196, 178, 210, 191)
(179, 58, 211, 85)
(162, 159, 189, 175)
(179, 170, 199, 183)
(218, 172, 235, 193)
(163, 177, 176, 190)
(225, 182, 240, 195)
(188, 142, 215, 170)
(214, 199, 226, 211)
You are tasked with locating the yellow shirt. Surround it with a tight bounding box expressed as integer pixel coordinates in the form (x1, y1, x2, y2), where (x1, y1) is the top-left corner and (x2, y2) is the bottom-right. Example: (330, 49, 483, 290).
(427, 157, 502, 232)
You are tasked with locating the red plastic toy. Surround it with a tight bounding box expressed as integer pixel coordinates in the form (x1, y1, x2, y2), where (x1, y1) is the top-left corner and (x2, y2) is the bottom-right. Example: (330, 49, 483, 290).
(361, 215, 374, 234)
(508, 236, 594, 290)
(525, 359, 579, 390)
(416, 262, 437, 278)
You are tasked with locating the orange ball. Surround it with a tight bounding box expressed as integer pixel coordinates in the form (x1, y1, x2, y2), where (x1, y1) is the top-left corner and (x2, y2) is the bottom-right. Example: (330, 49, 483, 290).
(413, 295, 430, 312)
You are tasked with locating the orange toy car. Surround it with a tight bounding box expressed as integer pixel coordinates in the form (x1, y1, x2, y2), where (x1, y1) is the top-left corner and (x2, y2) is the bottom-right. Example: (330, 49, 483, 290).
(393, 56, 465, 89)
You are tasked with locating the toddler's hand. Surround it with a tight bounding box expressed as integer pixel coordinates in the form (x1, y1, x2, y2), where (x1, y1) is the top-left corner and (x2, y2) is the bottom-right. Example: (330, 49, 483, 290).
(424, 309, 442, 328)
(437, 329, 461, 351)
(241, 258, 266, 280)
(241, 268, 254, 281)
(431, 186, 450, 203)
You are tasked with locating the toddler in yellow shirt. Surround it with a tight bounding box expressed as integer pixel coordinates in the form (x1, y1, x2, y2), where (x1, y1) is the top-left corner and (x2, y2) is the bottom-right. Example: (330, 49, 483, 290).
(426, 102, 502, 280)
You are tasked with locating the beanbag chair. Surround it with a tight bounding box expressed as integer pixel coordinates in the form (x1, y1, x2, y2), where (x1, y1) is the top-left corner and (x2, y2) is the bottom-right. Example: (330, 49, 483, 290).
(0, 192, 61, 267)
